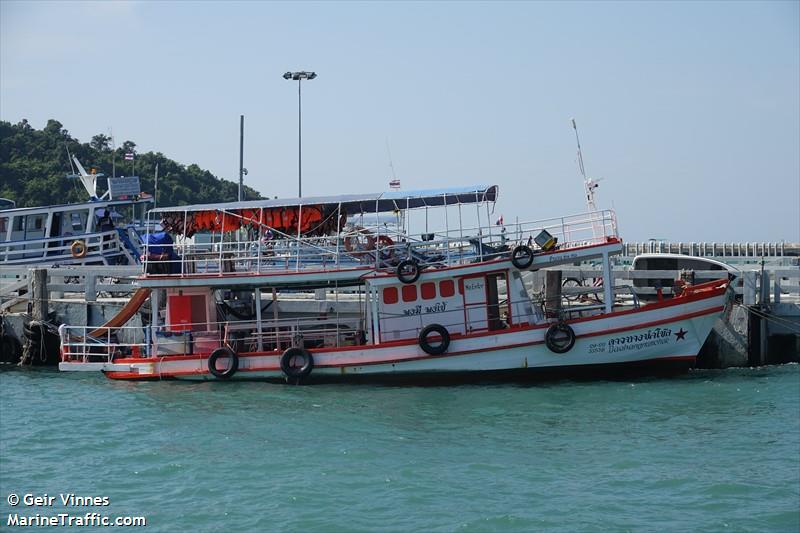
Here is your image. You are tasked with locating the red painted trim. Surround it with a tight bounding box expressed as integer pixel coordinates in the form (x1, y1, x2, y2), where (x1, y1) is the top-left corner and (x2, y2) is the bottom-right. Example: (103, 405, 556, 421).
(110, 306, 721, 377)
(439, 279, 455, 298)
(111, 295, 725, 366)
(107, 352, 699, 381)
(579, 306, 724, 339)
(567, 282, 727, 324)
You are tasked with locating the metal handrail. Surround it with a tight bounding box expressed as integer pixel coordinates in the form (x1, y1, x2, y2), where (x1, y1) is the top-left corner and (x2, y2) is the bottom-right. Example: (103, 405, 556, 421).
(141, 210, 619, 277)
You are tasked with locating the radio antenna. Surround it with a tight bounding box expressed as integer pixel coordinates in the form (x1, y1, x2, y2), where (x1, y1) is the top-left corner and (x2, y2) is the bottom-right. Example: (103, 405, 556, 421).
(386, 137, 398, 181)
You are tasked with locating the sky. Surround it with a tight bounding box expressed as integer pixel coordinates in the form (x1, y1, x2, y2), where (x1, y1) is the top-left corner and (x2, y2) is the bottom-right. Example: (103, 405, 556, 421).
(1, 0, 798, 242)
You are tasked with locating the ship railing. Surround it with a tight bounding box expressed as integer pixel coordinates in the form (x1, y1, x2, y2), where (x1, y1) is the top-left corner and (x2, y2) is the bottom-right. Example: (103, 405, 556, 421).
(59, 324, 147, 364)
(140, 209, 619, 278)
(0, 230, 132, 264)
(403, 209, 619, 267)
(623, 241, 796, 258)
(59, 315, 366, 362)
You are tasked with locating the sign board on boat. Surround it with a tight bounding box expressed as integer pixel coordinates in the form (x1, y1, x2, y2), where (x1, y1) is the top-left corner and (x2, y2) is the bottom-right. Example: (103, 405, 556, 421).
(108, 176, 141, 199)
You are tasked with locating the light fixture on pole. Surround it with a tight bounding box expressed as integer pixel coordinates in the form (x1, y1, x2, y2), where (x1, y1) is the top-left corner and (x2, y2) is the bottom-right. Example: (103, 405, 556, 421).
(283, 70, 317, 198)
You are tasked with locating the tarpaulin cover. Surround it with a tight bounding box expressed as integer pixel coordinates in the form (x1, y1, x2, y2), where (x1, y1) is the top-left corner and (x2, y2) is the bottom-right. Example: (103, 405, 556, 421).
(143, 231, 174, 255)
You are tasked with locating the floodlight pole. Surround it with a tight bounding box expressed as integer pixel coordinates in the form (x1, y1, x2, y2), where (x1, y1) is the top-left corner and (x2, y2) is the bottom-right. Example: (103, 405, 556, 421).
(238, 115, 244, 202)
(283, 71, 317, 198)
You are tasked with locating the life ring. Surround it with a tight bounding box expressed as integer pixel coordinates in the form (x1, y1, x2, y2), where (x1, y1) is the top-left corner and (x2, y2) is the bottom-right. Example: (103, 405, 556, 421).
(280, 347, 314, 383)
(375, 235, 395, 261)
(344, 226, 373, 255)
(208, 347, 239, 379)
(397, 259, 421, 284)
(511, 245, 534, 269)
(419, 324, 450, 355)
(70, 240, 87, 259)
(545, 322, 575, 354)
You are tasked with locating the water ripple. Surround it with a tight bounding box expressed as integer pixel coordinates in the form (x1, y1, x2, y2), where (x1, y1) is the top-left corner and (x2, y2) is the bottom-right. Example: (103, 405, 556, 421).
(1, 365, 798, 531)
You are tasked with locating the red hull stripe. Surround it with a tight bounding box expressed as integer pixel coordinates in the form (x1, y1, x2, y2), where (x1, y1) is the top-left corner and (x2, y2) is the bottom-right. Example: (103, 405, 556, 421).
(113, 300, 725, 366)
(567, 284, 726, 324)
(106, 306, 721, 379)
(106, 353, 697, 380)
(579, 305, 724, 339)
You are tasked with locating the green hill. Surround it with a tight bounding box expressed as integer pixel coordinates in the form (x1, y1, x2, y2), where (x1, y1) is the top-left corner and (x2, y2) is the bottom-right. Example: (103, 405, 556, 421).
(0, 119, 262, 208)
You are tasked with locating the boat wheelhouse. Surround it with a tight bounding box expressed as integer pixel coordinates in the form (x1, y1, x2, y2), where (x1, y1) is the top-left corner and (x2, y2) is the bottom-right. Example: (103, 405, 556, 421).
(0, 197, 152, 266)
(59, 184, 731, 382)
(0, 157, 152, 266)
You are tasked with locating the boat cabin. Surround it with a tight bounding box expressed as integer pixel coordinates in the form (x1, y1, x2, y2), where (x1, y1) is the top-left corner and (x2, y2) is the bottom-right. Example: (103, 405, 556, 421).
(0, 197, 152, 265)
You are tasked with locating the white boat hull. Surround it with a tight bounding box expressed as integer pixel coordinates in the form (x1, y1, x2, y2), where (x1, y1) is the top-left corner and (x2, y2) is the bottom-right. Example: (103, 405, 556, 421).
(99, 289, 726, 382)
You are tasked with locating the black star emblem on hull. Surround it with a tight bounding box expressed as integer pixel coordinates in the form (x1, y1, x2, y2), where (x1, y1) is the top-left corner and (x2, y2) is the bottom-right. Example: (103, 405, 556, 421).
(675, 328, 687, 340)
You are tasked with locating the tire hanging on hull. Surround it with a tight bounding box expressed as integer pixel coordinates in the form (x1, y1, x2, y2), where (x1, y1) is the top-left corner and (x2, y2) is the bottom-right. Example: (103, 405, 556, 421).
(545, 322, 576, 354)
(418, 324, 451, 355)
(280, 347, 314, 384)
(208, 347, 239, 379)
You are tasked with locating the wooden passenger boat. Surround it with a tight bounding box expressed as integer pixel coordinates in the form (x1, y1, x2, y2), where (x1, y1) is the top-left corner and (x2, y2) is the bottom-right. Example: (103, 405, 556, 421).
(59, 185, 731, 383)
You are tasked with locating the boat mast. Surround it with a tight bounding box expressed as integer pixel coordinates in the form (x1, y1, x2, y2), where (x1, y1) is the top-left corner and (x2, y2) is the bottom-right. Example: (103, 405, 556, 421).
(571, 118, 599, 213)
(66, 153, 100, 201)
(110, 128, 116, 178)
(386, 138, 404, 229)
(572, 118, 606, 242)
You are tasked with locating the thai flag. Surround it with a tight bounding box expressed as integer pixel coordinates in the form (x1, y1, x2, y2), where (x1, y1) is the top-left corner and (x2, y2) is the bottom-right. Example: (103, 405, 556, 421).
(389, 179, 400, 189)
(124, 152, 134, 161)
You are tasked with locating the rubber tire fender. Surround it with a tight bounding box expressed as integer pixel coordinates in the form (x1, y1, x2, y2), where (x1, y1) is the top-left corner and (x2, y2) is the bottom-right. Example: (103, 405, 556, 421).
(545, 322, 576, 354)
(208, 347, 239, 379)
(511, 245, 534, 269)
(397, 259, 421, 284)
(418, 324, 451, 356)
(280, 347, 314, 382)
(0, 335, 22, 364)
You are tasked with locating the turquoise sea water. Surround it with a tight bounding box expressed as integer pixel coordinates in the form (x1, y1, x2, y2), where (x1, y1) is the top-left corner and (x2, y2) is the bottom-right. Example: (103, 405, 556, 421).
(1, 365, 798, 532)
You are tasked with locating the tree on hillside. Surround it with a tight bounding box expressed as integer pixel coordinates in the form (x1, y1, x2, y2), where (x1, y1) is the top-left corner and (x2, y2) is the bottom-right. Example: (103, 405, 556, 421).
(0, 119, 263, 208)
(90, 134, 112, 152)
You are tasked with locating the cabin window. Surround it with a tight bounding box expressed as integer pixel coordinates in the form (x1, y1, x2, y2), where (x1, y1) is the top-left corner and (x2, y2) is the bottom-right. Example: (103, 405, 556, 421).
(65, 210, 88, 233)
(383, 287, 398, 305)
(0, 217, 7, 241)
(24, 215, 44, 237)
(439, 280, 455, 298)
(402, 285, 417, 302)
(13, 217, 24, 231)
(421, 282, 436, 300)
